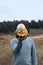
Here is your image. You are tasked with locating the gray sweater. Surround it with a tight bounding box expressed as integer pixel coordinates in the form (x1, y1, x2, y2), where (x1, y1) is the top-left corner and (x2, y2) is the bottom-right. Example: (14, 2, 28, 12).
(10, 37, 37, 65)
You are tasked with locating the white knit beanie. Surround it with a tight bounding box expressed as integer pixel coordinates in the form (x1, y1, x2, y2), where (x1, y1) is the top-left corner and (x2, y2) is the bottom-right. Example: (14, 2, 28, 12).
(17, 23, 26, 30)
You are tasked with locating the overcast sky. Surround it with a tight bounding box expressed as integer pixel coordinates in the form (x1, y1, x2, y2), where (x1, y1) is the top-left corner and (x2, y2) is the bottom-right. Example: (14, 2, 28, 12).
(0, 0, 43, 22)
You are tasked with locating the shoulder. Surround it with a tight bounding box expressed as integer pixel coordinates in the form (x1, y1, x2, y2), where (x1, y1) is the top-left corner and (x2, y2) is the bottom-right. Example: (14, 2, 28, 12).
(27, 37, 36, 48)
(27, 37, 35, 48)
(26, 37, 34, 44)
(10, 38, 18, 44)
(10, 38, 18, 50)
(22, 37, 34, 45)
(10, 38, 18, 42)
(27, 37, 34, 45)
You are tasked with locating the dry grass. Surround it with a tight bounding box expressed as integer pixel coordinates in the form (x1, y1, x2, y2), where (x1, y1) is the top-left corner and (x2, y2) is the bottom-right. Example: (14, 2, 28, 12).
(29, 29, 43, 36)
(0, 29, 43, 65)
(33, 38, 43, 65)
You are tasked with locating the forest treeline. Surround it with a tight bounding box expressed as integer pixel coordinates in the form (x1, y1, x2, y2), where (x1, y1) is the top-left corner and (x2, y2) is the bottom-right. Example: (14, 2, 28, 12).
(0, 20, 43, 33)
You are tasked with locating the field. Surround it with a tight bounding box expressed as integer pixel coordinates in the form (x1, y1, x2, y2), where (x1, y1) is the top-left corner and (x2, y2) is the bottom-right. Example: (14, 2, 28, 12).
(0, 29, 43, 65)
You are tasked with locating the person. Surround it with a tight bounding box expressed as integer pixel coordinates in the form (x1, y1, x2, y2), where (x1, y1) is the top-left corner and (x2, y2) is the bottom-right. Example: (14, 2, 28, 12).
(10, 23, 37, 65)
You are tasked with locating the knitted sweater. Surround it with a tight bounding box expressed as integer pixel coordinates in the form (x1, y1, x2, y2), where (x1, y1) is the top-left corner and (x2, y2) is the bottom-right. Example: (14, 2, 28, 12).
(10, 37, 37, 65)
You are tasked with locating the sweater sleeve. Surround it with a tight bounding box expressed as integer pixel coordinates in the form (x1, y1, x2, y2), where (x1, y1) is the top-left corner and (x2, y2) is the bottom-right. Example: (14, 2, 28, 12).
(31, 40, 37, 65)
(10, 38, 17, 51)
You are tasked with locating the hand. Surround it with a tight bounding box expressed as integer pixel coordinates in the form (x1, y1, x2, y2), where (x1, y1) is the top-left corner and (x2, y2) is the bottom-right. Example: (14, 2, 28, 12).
(16, 35, 24, 42)
(18, 36, 23, 42)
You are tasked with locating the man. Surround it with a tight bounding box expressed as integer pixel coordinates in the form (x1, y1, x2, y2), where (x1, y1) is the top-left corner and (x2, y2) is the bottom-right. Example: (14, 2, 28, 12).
(10, 23, 37, 65)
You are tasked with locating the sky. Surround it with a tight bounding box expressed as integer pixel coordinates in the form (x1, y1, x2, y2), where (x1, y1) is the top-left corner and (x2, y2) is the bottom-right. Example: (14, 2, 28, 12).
(0, 0, 43, 22)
